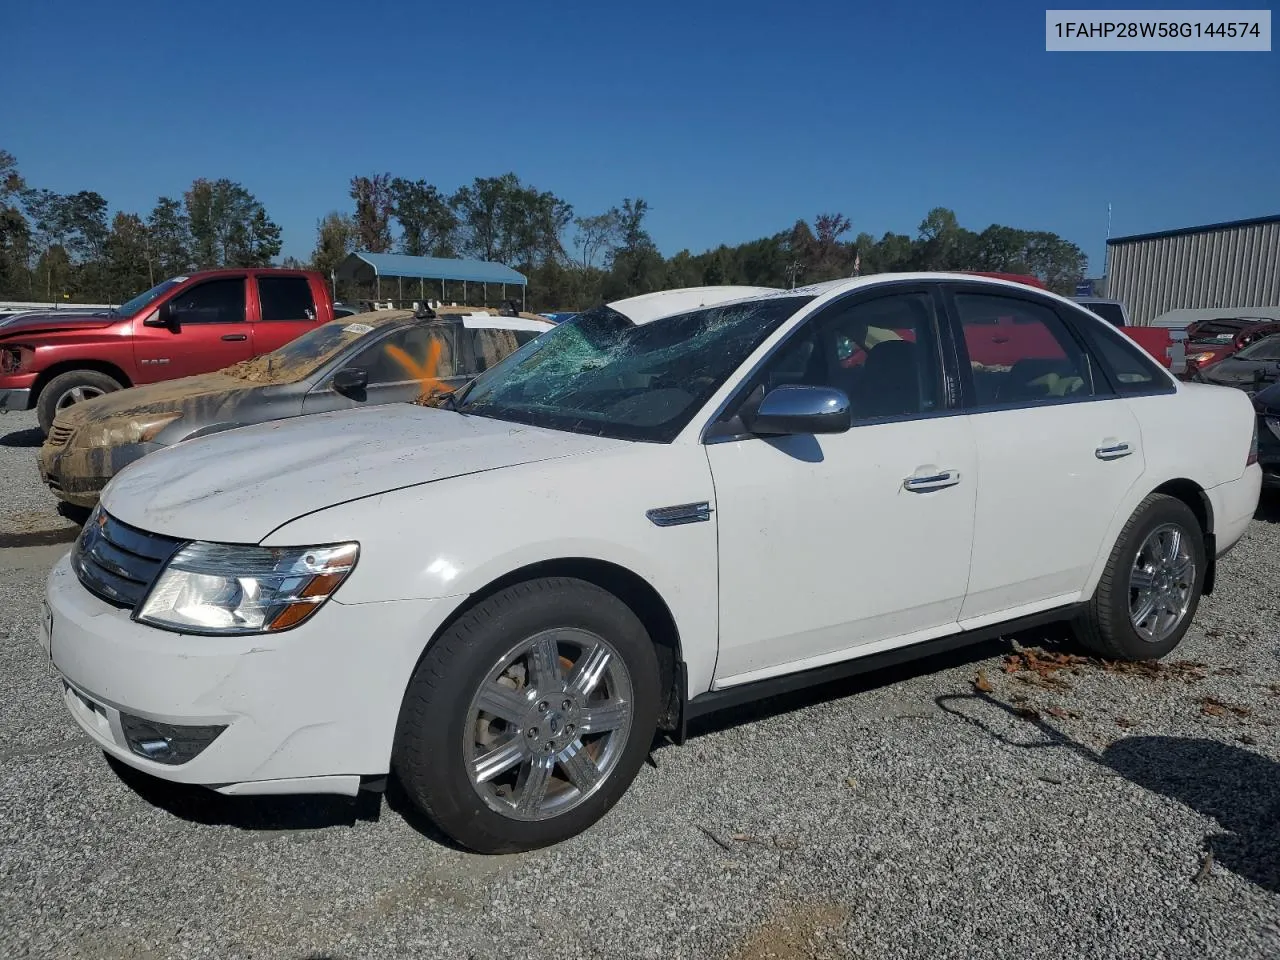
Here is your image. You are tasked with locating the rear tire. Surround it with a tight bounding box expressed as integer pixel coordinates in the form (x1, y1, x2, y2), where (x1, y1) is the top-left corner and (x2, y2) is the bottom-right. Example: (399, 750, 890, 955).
(1075, 493, 1206, 660)
(392, 577, 660, 853)
(36, 370, 123, 434)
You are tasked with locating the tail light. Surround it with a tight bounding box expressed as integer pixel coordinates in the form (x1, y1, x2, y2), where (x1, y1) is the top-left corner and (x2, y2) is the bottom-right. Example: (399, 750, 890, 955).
(1248, 420, 1259, 465)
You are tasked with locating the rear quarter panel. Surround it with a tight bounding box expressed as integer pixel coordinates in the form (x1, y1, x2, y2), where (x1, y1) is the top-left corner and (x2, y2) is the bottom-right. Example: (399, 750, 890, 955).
(1080, 381, 1256, 597)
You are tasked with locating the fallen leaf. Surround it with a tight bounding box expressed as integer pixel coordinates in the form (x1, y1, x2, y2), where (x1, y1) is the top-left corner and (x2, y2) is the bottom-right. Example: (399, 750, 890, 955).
(1115, 717, 1138, 728)
(1214, 666, 1243, 677)
(1236, 734, 1257, 746)
(845, 777, 857, 789)
(1014, 706, 1041, 721)
(1199, 696, 1251, 719)
(1045, 706, 1081, 720)
(1038, 775, 1064, 785)
(974, 671, 993, 693)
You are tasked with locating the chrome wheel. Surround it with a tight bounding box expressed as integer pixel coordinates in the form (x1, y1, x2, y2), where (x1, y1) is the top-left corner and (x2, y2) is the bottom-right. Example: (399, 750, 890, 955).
(55, 384, 105, 411)
(464, 628, 633, 822)
(1129, 523, 1196, 643)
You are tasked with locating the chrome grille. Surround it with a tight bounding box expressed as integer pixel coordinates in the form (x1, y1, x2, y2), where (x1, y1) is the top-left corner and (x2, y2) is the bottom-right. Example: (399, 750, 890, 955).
(47, 422, 75, 447)
(72, 509, 184, 610)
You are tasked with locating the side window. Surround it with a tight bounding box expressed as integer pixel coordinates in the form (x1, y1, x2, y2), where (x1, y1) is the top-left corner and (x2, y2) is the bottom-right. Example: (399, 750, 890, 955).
(755, 291, 945, 421)
(168, 278, 245, 324)
(345, 327, 456, 386)
(955, 293, 1100, 407)
(258, 276, 316, 322)
(1071, 311, 1170, 393)
(469, 328, 523, 373)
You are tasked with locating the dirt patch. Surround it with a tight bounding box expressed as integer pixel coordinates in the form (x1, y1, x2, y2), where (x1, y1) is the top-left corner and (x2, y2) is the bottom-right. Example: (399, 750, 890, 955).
(1002, 645, 1210, 687)
(724, 901, 850, 960)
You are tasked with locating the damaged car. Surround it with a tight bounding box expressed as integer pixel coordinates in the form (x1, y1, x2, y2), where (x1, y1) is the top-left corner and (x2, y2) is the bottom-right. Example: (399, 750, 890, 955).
(42, 276, 1258, 854)
(38, 306, 553, 508)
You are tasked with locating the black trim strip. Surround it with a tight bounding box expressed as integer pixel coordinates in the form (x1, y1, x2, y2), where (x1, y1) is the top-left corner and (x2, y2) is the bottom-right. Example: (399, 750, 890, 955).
(683, 605, 1082, 721)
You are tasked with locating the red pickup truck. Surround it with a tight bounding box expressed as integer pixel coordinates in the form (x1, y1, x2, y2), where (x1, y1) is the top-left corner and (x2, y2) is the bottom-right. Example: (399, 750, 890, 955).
(0, 268, 335, 433)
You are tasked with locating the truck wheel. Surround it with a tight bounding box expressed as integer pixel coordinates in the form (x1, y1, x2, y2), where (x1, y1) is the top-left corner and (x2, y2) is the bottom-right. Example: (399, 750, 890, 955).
(36, 370, 122, 434)
(1075, 494, 1206, 661)
(392, 577, 661, 853)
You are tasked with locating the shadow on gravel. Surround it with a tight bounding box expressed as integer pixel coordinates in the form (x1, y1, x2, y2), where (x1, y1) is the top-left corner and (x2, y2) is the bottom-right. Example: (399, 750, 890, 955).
(0, 526, 80, 548)
(105, 754, 384, 832)
(935, 693, 1280, 893)
(0, 425, 42, 448)
(1253, 491, 1280, 523)
(683, 622, 1077, 741)
(1104, 736, 1280, 894)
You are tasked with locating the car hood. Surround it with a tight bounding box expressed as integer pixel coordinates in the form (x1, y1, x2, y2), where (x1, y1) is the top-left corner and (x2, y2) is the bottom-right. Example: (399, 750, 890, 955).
(1201, 358, 1280, 387)
(55, 371, 261, 434)
(99, 403, 625, 543)
(0, 310, 118, 338)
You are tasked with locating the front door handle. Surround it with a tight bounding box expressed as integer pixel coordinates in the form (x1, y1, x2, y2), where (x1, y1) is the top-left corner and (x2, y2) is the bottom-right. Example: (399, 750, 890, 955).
(1096, 441, 1133, 460)
(221, 333, 248, 342)
(903, 470, 961, 492)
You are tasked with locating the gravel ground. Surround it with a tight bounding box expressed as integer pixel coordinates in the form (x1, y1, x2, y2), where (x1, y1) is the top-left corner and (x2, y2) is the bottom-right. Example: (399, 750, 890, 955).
(2, 405, 1279, 960)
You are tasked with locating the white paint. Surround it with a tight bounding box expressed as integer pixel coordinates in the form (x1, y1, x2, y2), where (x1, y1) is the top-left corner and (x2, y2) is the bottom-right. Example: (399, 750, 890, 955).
(47, 275, 1264, 803)
(458, 314, 554, 333)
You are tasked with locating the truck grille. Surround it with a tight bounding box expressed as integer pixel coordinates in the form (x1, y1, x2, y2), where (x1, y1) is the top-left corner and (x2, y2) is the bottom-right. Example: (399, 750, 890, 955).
(47, 422, 75, 447)
(71, 509, 184, 610)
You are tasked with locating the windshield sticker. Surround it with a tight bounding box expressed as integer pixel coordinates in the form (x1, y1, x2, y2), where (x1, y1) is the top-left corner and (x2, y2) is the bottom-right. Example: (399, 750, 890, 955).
(342, 322, 374, 334)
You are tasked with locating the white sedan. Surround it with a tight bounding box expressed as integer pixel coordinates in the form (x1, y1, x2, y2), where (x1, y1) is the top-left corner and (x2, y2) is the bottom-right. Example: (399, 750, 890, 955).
(44, 274, 1261, 853)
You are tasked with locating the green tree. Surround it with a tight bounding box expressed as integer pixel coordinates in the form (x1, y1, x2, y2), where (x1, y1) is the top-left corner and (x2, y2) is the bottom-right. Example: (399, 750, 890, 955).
(146, 197, 193, 279)
(310, 211, 356, 280)
(185, 179, 281, 267)
(349, 173, 394, 253)
(104, 213, 152, 302)
(391, 178, 457, 256)
(0, 150, 30, 298)
(573, 210, 622, 269)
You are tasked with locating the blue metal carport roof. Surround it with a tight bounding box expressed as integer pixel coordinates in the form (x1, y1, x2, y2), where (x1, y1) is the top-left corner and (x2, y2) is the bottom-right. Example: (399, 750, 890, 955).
(336, 252, 527, 286)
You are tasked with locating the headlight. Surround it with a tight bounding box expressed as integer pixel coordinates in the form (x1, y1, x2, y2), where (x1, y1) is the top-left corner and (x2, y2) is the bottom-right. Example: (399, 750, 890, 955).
(137, 541, 358, 635)
(84, 413, 183, 448)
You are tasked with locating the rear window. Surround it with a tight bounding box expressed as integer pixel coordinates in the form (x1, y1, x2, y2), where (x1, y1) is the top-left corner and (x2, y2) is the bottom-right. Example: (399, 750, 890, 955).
(258, 276, 316, 322)
(1081, 302, 1125, 327)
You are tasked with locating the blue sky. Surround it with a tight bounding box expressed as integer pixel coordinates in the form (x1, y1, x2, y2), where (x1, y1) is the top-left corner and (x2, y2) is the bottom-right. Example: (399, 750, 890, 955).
(5, 0, 1277, 275)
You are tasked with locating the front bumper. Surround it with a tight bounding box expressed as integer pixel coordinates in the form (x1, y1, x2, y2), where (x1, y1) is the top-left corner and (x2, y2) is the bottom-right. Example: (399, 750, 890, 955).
(44, 554, 457, 795)
(0, 387, 31, 413)
(38, 440, 157, 508)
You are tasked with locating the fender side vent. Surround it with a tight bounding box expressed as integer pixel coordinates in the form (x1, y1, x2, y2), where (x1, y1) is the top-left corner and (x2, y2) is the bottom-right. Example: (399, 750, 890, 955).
(646, 502, 712, 527)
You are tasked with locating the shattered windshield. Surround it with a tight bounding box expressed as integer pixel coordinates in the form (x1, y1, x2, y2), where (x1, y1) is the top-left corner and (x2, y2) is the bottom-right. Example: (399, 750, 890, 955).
(225, 315, 390, 384)
(456, 295, 815, 442)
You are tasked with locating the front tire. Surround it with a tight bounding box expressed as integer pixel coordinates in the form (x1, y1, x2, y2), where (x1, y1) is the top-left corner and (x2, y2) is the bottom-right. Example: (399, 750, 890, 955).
(1076, 493, 1206, 660)
(392, 577, 661, 853)
(36, 369, 123, 434)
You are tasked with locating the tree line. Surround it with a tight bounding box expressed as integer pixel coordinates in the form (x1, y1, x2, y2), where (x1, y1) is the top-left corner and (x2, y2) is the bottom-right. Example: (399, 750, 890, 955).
(0, 147, 1088, 311)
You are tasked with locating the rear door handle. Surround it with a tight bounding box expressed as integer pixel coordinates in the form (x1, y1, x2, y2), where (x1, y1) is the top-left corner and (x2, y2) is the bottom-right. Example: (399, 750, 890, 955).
(903, 470, 961, 492)
(221, 333, 248, 342)
(1095, 441, 1133, 460)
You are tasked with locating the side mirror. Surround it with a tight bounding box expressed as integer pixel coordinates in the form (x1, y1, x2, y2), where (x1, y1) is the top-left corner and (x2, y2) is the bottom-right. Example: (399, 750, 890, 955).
(145, 301, 181, 331)
(332, 367, 369, 399)
(743, 384, 852, 436)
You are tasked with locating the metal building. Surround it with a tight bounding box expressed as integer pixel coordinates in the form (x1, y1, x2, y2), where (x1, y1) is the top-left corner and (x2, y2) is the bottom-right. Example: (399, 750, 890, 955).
(1104, 214, 1280, 326)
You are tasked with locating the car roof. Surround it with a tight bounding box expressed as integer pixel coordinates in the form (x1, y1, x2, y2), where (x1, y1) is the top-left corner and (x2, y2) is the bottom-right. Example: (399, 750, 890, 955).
(602, 274, 1075, 326)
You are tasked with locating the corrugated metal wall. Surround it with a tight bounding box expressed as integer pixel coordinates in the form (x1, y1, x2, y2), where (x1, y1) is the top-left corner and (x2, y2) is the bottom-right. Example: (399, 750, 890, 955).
(1106, 219, 1280, 325)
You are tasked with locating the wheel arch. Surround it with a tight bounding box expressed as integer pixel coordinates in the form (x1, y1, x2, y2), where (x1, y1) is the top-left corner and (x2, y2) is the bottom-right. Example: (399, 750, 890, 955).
(409, 557, 687, 735)
(32, 359, 132, 405)
(1149, 478, 1216, 594)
